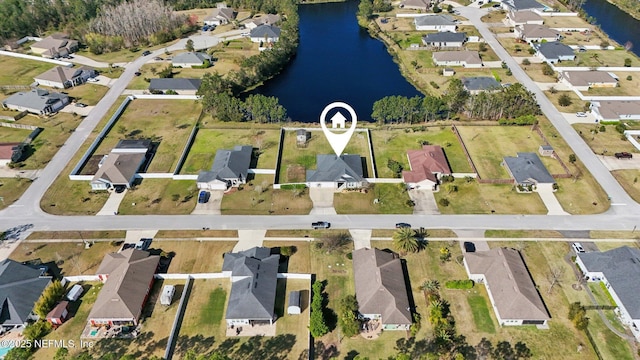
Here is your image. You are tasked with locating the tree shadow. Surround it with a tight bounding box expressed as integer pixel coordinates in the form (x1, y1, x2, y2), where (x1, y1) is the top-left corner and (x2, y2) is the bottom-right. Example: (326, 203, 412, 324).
(344, 350, 360, 360)
(313, 341, 339, 360)
(174, 334, 216, 356)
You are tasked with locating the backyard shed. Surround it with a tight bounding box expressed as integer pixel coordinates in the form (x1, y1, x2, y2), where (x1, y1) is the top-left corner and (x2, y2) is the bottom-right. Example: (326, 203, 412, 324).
(161, 285, 176, 306)
(46, 301, 69, 327)
(287, 291, 301, 315)
(66, 284, 84, 301)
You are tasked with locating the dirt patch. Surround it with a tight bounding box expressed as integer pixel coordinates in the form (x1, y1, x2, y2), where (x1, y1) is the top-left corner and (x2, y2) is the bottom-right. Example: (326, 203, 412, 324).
(79, 155, 104, 175)
(286, 164, 306, 183)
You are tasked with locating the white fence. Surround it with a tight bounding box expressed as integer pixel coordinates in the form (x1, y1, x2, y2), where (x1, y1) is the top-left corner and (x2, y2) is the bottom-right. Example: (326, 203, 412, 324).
(132, 94, 199, 100)
(248, 169, 276, 174)
(395, 13, 427, 18)
(0, 50, 72, 66)
(63, 275, 101, 282)
(155, 273, 229, 280)
(366, 178, 403, 183)
(173, 174, 198, 180)
(453, 173, 478, 178)
(552, 27, 591, 32)
(539, 12, 579, 16)
(138, 173, 173, 179)
(277, 273, 312, 279)
(16, 36, 42, 44)
(624, 130, 640, 151)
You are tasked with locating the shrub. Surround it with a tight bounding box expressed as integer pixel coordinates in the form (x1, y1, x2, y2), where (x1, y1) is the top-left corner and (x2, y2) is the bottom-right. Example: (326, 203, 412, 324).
(309, 282, 329, 337)
(440, 175, 455, 183)
(387, 159, 404, 178)
(625, 58, 632, 67)
(615, 123, 626, 134)
(280, 184, 307, 190)
(33, 280, 65, 318)
(542, 63, 555, 76)
(522, 58, 531, 65)
(192, 60, 212, 69)
(444, 280, 474, 289)
(558, 94, 572, 107)
(280, 246, 296, 257)
(438, 198, 450, 207)
(599, 125, 606, 132)
(600, 40, 610, 49)
(430, 81, 440, 89)
(498, 114, 538, 125)
(627, 75, 633, 81)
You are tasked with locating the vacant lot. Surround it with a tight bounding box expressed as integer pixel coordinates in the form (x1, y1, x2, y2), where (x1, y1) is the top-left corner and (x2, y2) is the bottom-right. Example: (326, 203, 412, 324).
(65, 84, 109, 106)
(334, 183, 413, 214)
(498, 38, 533, 57)
(0, 178, 34, 209)
(27, 231, 125, 240)
(484, 230, 565, 238)
(278, 129, 371, 183)
(181, 128, 279, 174)
(154, 240, 235, 273)
(221, 174, 312, 215)
(545, 90, 588, 114)
(612, 169, 640, 203)
(118, 179, 198, 215)
(91, 99, 201, 173)
(521, 63, 558, 82)
(371, 127, 472, 178)
(575, 50, 635, 68)
(457, 126, 567, 178)
(573, 123, 637, 155)
(0, 125, 30, 142)
(0, 55, 56, 85)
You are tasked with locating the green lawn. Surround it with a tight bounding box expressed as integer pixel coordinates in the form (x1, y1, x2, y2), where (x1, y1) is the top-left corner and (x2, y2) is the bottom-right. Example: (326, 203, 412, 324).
(467, 294, 496, 333)
(118, 179, 198, 215)
(64, 84, 109, 106)
(612, 170, 640, 204)
(484, 230, 565, 238)
(370, 127, 472, 178)
(573, 123, 637, 155)
(200, 287, 226, 324)
(0, 126, 30, 142)
(0, 55, 56, 85)
(587, 315, 635, 360)
(221, 174, 312, 215)
(334, 183, 413, 214)
(575, 50, 637, 68)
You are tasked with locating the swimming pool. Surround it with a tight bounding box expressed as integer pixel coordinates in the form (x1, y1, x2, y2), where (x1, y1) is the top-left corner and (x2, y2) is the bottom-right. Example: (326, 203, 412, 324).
(0, 345, 13, 359)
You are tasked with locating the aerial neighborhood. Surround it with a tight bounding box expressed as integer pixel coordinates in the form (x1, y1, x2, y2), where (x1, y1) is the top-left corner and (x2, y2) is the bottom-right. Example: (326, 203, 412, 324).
(2, 0, 640, 359)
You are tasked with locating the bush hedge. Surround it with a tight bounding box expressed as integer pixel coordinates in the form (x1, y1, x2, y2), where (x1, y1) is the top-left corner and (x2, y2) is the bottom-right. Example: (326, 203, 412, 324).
(280, 184, 307, 190)
(445, 280, 474, 289)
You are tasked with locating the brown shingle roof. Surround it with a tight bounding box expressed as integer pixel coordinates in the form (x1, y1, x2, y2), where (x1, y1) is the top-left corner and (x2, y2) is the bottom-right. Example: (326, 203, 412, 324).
(465, 248, 550, 321)
(352, 248, 412, 326)
(562, 71, 618, 87)
(519, 24, 559, 39)
(433, 51, 482, 64)
(402, 145, 451, 184)
(595, 100, 640, 120)
(510, 10, 543, 23)
(91, 153, 146, 186)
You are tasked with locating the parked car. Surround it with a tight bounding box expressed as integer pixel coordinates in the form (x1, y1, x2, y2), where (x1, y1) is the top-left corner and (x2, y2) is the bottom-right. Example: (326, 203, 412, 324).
(572, 242, 585, 253)
(198, 190, 210, 204)
(578, 46, 587, 52)
(142, 50, 151, 56)
(615, 152, 633, 159)
(114, 185, 126, 193)
(395, 223, 411, 229)
(87, 77, 99, 82)
(576, 112, 587, 117)
(75, 102, 87, 108)
(153, 57, 163, 61)
(135, 238, 152, 250)
(312, 221, 330, 229)
(134, 71, 142, 76)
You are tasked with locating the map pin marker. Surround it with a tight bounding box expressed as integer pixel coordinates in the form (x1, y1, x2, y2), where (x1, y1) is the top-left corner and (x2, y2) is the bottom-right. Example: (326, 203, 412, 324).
(320, 102, 358, 157)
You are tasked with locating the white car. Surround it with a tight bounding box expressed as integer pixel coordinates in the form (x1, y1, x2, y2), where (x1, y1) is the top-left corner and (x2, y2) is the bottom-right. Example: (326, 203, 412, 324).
(87, 77, 99, 83)
(576, 112, 587, 117)
(572, 242, 585, 253)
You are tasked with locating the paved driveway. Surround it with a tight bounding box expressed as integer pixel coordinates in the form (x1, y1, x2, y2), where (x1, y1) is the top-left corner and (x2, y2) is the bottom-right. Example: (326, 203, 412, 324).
(350, 229, 372, 250)
(0, 167, 40, 179)
(191, 190, 223, 215)
(234, 230, 265, 252)
(537, 187, 569, 215)
(309, 188, 337, 215)
(599, 156, 640, 171)
(408, 189, 440, 215)
(96, 189, 127, 216)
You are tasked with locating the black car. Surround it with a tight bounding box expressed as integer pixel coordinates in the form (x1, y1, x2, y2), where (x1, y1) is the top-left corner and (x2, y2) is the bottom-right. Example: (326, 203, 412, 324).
(198, 191, 210, 204)
(134, 71, 142, 76)
(615, 152, 633, 159)
(312, 221, 330, 229)
(142, 50, 151, 56)
(395, 223, 411, 229)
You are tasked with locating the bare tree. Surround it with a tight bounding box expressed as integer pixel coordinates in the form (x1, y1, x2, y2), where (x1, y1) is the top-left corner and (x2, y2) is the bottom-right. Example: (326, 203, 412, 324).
(547, 267, 565, 294)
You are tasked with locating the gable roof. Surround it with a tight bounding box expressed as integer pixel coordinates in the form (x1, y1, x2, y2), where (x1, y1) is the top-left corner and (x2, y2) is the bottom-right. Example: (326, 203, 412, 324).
(223, 247, 279, 321)
(172, 52, 212, 65)
(561, 71, 618, 87)
(578, 246, 640, 318)
(352, 248, 412, 325)
(462, 76, 502, 91)
(250, 24, 281, 39)
(465, 248, 550, 321)
(594, 100, 640, 120)
(114, 139, 152, 151)
(2, 88, 69, 111)
(197, 145, 252, 183)
(510, 10, 543, 22)
(503, 152, 555, 184)
(0, 259, 51, 326)
(402, 0, 431, 8)
(534, 41, 575, 59)
(423, 32, 467, 43)
(502, 0, 546, 11)
(414, 14, 456, 27)
(205, 7, 236, 22)
(91, 153, 146, 186)
(89, 249, 159, 321)
(31, 34, 77, 52)
(432, 50, 482, 64)
(249, 14, 281, 27)
(519, 24, 559, 39)
(149, 78, 202, 91)
(402, 145, 451, 184)
(306, 154, 364, 182)
(34, 66, 94, 85)
(0, 143, 20, 160)
(46, 301, 69, 319)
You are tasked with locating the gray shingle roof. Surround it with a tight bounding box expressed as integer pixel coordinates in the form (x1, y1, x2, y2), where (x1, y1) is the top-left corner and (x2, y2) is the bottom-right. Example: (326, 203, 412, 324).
(578, 246, 640, 318)
(171, 52, 212, 65)
(414, 14, 456, 27)
(115, 139, 151, 150)
(197, 145, 252, 184)
(462, 76, 501, 91)
(503, 152, 555, 184)
(0, 259, 51, 326)
(422, 32, 467, 43)
(250, 25, 281, 39)
(534, 41, 575, 60)
(149, 78, 202, 91)
(2, 88, 69, 112)
(306, 154, 364, 182)
(223, 247, 279, 321)
(502, 0, 545, 10)
(34, 66, 94, 85)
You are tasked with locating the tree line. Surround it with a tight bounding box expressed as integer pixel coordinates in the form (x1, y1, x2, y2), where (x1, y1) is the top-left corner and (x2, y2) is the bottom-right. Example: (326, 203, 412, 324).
(371, 79, 541, 124)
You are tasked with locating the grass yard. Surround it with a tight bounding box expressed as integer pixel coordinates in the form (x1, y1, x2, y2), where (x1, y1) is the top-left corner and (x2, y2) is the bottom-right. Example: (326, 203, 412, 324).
(613, 169, 640, 203)
(371, 229, 457, 238)
(456, 126, 568, 178)
(0, 178, 33, 210)
(0, 55, 56, 85)
(74, 40, 181, 64)
(334, 183, 414, 214)
(370, 127, 472, 178)
(118, 179, 198, 215)
(278, 129, 372, 183)
(154, 230, 238, 238)
(262, 241, 312, 273)
(154, 241, 235, 273)
(221, 174, 312, 215)
(481, 10, 507, 22)
(274, 278, 311, 359)
(92, 99, 201, 173)
(64, 84, 109, 106)
(521, 63, 558, 82)
(575, 50, 638, 68)
(180, 128, 280, 174)
(545, 91, 588, 114)
(26, 231, 125, 240)
(434, 180, 547, 214)
(587, 74, 640, 96)
(467, 293, 496, 333)
(573, 123, 637, 155)
(484, 230, 565, 238)
(0, 126, 30, 142)
(587, 313, 635, 360)
(497, 38, 533, 57)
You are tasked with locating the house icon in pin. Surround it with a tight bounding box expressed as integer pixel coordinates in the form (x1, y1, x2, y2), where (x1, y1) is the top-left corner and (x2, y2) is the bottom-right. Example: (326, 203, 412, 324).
(330, 111, 347, 129)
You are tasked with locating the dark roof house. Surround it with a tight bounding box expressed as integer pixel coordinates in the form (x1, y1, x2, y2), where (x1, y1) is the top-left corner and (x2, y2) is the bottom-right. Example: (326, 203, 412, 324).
(90, 140, 151, 191)
(422, 32, 467, 48)
(0, 259, 51, 327)
(462, 76, 502, 93)
(503, 152, 555, 187)
(149, 78, 202, 94)
(223, 247, 280, 326)
(533, 41, 575, 63)
(197, 145, 253, 190)
(306, 154, 366, 189)
(2, 88, 70, 115)
(352, 248, 412, 330)
(250, 25, 281, 43)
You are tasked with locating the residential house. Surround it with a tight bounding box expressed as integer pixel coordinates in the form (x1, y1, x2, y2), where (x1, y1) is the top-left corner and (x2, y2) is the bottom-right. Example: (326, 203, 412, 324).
(88, 249, 159, 327)
(516, 24, 560, 43)
(34, 66, 96, 89)
(148, 78, 202, 95)
(0, 142, 20, 166)
(422, 32, 467, 49)
(2, 88, 69, 115)
(414, 15, 457, 32)
(402, 145, 452, 190)
(30, 34, 78, 58)
(203, 7, 237, 26)
(501, 0, 546, 12)
(171, 52, 212, 68)
(538, 145, 554, 157)
(559, 71, 618, 91)
(245, 14, 281, 30)
(507, 10, 544, 26)
(250, 25, 281, 43)
(464, 248, 550, 326)
(46, 301, 69, 328)
(197, 145, 253, 190)
(400, 0, 431, 11)
(306, 154, 367, 190)
(222, 247, 280, 327)
(352, 248, 412, 330)
(533, 41, 575, 63)
(0, 259, 51, 329)
(432, 51, 483, 67)
(462, 76, 502, 94)
(591, 100, 640, 122)
(576, 246, 640, 341)
(502, 152, 555, 190)
(90, 139, 151, 191)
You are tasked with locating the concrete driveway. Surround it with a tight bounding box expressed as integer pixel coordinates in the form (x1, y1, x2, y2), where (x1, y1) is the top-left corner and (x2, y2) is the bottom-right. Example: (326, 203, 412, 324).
(0, 167, 40, 179)
(408, 189, 440, 215)
(309, 188, 337, 215)
(234, 229, 265, 252)
(59, 103, 93, 116)
(191, 190, 223, 215)
(96, 189, 127, 216)
(562, 111, 597, 124)
(599, 156, 640, 171)
(350, 229, 372, 250)
(537, 187, 569, 215)
(67, 54, 109, 68)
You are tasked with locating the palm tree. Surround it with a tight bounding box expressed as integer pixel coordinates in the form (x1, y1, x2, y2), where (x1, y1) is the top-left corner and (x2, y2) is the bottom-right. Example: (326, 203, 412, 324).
(393, 228, 420, 254)
(419, 279, 440, 300)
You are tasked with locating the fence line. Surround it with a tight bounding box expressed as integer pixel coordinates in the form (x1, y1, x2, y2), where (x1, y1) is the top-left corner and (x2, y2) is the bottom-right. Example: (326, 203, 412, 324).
(0, 50, 72, 66)
(451, 125, 481, 179)
(0, 121, 37, 130)
(164, 276, 193, 360)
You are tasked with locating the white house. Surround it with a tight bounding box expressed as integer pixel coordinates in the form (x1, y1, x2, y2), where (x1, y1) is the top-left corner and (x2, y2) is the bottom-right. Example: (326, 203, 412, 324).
(197, 145, 253, 190)
(516, 24, 560, 43)
(591, 100, 640, 122)
(203, 7, 236, 26)
(533, 41, 575, 63)
(90, 139, 150, 191)
(422, 32, 467, 49)
(306, 154, 367, 190)
(432, 51, 483, 68)
(1, 88, 69, 115)
(559, 71, 619, 91)
(34, 66, 96, 89)
(250, 25, 281, 43)
(507, 10, 544, 26)
(414, 15, 457, 32)
(171, 52, 212, 68)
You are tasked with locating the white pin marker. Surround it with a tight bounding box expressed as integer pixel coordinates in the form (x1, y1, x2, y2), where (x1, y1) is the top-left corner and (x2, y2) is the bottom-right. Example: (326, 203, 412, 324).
(320, 102, 357, 157)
